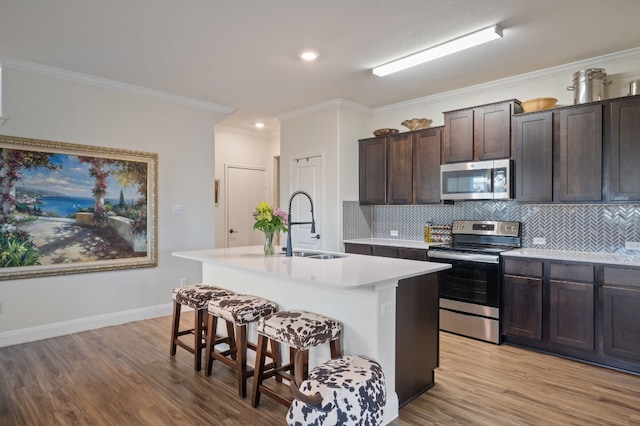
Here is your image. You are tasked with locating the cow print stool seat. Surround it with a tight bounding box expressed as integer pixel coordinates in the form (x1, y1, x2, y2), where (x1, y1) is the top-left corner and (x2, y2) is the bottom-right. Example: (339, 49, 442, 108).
(205, 294, 279, 398)
(251, 310, 342, 408)
(286, 355, 386, 426)
(170, 284, 235, 371)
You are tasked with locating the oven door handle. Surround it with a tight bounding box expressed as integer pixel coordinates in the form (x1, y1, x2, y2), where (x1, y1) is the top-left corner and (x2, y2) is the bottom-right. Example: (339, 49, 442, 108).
(428, 251, 499, 264)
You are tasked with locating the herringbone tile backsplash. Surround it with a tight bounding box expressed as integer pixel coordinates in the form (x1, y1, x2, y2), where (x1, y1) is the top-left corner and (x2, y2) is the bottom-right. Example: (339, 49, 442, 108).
(343, 201, 640, 254)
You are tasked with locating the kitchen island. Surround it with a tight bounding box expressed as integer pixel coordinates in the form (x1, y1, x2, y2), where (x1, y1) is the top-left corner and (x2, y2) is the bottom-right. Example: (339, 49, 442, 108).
(172, 245, 450, 424)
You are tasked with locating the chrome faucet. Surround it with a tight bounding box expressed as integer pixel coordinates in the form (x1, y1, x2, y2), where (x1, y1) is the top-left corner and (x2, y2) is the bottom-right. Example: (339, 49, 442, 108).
(286, 190, 316, 257)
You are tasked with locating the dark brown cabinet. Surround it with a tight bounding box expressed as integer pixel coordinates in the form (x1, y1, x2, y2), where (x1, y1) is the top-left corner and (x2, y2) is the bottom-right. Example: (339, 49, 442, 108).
(359, 128, 442, 205)
(548, 263, 595, 351)
(514, 111, 553, 202)
(358, 136, 387, 205)
(413, 127, 442, 204)
(602, 266, 640, 363)
(443, 108, 474, 163)
(388, 133, 414, 204)
(556, 104, 603, 202)
(503, 258, 543, 340)
(608, 96, 640, 201)
(443, 100, 521, 164)
(503, 256, 640, 375)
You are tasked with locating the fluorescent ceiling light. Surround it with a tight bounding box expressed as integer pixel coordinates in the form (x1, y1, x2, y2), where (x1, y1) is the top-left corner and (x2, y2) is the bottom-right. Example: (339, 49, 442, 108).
(372, 24, 503, 77)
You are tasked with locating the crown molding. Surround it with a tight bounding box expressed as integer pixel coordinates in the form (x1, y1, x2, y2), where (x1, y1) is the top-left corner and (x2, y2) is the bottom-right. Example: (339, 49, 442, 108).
(0, 56, 236, 114)
(279, 99, 372, 122)
(374, 47, 640, 114)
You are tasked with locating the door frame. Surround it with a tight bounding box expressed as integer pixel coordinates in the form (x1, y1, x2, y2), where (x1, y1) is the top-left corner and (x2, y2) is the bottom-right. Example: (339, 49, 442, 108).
(224, 163, 270, 247)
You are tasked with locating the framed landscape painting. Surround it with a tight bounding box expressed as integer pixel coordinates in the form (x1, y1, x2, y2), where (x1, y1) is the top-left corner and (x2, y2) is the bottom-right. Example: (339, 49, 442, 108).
(0, 135, 158, 280)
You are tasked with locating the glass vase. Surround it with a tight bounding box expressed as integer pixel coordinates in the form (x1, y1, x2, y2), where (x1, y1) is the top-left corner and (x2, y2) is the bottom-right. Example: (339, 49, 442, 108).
(263, 231, 275, 256)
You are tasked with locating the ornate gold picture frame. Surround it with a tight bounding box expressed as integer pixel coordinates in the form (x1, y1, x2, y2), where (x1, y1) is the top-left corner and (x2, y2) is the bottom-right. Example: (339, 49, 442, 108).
(0, 135, 158, 280)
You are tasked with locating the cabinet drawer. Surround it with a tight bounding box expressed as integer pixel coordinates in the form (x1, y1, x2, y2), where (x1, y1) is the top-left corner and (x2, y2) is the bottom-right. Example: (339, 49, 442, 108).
(604, 267, 640, 289)
(503, 258, 543, 278)
(372, 246, 399, 258)
(550, 263, 594, 283)
(398, 248, 427, 261)
(344, 243, 372, 256)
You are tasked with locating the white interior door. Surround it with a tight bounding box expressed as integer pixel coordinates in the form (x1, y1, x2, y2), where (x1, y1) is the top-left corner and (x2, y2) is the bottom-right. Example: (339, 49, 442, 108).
(226, 165, 268, 247)
(289, 155, 322, 251)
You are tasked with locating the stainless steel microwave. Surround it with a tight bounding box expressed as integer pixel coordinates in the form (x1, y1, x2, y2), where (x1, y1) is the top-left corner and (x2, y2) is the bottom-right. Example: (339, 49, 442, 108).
(440, 159, 513, 200)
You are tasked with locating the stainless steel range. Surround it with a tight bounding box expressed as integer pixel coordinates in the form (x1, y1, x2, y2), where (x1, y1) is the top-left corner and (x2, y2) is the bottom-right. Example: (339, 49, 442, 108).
(428, 220, 521, 344)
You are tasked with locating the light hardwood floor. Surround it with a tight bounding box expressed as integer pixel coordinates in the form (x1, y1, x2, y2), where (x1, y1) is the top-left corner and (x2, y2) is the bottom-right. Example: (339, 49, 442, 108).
(1, 315, 639, 425)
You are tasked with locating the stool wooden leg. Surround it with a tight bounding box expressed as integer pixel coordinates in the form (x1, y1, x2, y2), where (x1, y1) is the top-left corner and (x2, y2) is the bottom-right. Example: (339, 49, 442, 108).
(170, 301, 181, 356)
(205, 313, 217, 376)
(330, 338, 342, 359)
(235, 324, 248, 398)
(251, 334, 269, 408)
(194, 308, 204, 371)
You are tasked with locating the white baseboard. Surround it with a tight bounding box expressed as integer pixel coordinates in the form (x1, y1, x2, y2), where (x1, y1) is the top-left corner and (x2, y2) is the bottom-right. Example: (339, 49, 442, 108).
(0, 303, 173, 348)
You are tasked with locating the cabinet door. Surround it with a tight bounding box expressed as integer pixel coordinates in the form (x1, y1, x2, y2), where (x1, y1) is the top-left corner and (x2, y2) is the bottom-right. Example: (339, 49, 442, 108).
(515, 111, 553, 202)
(358, 137, 387, 204)
(387, 133, 414, 204)
(443, 109, 474, 163)
(609, 97, 640, 201)
(602, 266, 640, 362)
(372, 245, 398, 258)
(413, 127, 442, 204)
(398, 248, 427, 261)
(556, 105, 603, 201)
(503, 275, 543, 340)
(549, 280, 595, 351)
(475, 102, 513, 160)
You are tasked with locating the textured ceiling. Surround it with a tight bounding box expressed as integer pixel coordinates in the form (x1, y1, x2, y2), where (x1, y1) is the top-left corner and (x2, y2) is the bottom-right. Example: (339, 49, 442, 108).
(1, 0, 640, 133)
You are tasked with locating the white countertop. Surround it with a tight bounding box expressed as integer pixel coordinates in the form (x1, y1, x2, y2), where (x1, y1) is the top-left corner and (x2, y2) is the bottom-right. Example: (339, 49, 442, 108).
(344, 238, 443, 249)
(172, 245, 450, 290)
(503, 248, 640, 267)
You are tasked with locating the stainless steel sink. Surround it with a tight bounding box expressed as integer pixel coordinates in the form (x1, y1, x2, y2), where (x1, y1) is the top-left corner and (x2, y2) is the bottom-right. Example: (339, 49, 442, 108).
(307, 254, 347, 260)
(289, 250, 347, 259)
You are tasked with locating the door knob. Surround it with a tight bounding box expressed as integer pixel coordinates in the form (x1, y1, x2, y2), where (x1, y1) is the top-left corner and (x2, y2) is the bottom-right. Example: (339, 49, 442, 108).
(311, 234, 321, 239)
(229, 229, 238, 234)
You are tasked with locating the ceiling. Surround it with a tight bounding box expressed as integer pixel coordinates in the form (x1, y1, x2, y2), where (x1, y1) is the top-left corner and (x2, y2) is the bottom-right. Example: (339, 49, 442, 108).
(1, 0, 640, 134)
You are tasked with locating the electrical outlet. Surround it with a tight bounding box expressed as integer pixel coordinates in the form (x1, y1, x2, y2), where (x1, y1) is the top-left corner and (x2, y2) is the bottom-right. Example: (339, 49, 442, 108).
(625, 241, 640, 251)
(172, 205, 183, 215)
(179, 278, 187, 287)
(380, 302, 393, 316)
(390, 230, 398, 237)
(533, 237, 546, 245)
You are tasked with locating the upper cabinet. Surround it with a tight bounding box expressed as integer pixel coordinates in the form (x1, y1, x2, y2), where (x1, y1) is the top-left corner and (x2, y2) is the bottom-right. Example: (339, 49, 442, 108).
(358, 127, 442, 205)
(556, 104, 603, 202)
(443, 100, 522, 163)
(359, 136, 387, 205)
(514, 111, 553, 202)
(608, 96, 640, 201)
(515, 95, 640, 203)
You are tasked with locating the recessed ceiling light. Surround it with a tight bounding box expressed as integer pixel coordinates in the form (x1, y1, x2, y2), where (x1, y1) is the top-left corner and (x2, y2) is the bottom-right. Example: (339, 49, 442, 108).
(299, 50, 319, 61)
(255, 122, 265, 129)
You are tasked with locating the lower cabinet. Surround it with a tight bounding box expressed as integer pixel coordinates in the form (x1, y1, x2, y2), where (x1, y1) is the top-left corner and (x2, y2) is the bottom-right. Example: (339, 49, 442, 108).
(602, 266, 640, 363)
(503, 257, 640, 374)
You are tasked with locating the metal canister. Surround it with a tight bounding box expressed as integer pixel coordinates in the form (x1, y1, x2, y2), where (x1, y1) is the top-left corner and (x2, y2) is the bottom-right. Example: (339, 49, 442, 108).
(567, 68, 612, 104)
(629, 80, 640, 96)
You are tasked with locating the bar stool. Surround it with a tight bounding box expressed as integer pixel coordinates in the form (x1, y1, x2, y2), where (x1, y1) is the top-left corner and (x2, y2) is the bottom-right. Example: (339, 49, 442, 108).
(251, 310, 342, 408)
(287, 355, 387, 426)
(205, 293, 279, 398)
(170, 284, 235, 371)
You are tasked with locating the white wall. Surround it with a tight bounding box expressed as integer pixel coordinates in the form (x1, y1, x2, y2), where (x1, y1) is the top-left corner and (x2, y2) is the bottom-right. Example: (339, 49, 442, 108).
(0, 65, 230, 345)
(213, 125, 279, 248)
(280, 101, 370, 251)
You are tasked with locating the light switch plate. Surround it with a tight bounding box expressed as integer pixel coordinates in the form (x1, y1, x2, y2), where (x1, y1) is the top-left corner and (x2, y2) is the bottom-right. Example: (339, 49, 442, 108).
(533, 237, 546, 245)
(625, 241, 640, 250)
